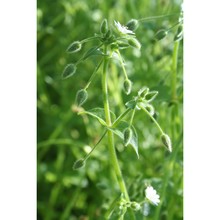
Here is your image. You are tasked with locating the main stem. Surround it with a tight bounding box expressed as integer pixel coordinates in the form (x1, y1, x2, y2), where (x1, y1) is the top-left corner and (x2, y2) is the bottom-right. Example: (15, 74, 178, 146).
(102, 45, 135, 219)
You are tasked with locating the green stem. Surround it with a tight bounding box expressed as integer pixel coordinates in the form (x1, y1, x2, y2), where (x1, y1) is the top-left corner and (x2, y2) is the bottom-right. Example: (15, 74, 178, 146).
(138, 13, 179, 22)
(84, 130, 107, 161)
(112, 108, 131, 128)
(102, 45, 135, 220)
(140, 106, 164, 135)
(171, 41, 180, 101)
(84, 58, 103, 90)
(129, 109, 136, 126)
(80, 36, 100, 44)
(116, 50, 128, 80)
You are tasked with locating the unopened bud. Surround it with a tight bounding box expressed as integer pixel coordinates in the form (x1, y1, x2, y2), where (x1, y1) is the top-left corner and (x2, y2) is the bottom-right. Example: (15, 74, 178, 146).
(145, 91, 158, 102)
(73, 159, 85, 169)
(124, 127, 132, 146)
(76, 89, 88, 106)
(155, 29, 168, 41)
(138, 87, 149, 98)
(100, 19, 108, 34)
(62, 64, 77, 79)
(123, 79, 132, 95)
(66, 41, 82, 53)
(128, 38, 141, 50)
(131, 202, 141, 211)
(126, 19, 139, 31)
(161, 133, 172, 152)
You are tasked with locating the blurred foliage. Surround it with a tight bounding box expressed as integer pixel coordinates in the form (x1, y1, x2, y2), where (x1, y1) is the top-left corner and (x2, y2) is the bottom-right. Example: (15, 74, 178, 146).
(37, 0, 183, 219)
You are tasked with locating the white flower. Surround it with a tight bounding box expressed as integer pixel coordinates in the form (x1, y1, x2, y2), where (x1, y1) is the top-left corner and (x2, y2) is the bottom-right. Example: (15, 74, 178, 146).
(145, 186, 160, 206)
(114, 20, 134, 35)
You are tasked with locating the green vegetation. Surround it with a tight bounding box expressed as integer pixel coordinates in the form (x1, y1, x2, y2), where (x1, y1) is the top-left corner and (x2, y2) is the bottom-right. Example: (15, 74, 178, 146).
(37, 0, 183, 219)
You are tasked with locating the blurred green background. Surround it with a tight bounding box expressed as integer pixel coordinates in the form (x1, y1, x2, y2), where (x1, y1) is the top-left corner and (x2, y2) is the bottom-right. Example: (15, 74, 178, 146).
(37, 0, 183, 219)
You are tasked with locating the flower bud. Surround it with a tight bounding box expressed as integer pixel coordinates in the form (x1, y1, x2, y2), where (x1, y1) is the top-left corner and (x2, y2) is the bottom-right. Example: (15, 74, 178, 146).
(131, 202, 141, 211)
(76, 89, 88, 106)
(155, 29, 168, 41)
(100, 19, 108, 34)
(161, 133, 172, 152)
(62, 64, 77, 79)
(126, 19, 139, 31)
(128, 38, 141, 50)
(124, 127, 132, 146)
(138, 87, 149, 98)
(145, 91, 158, 102)
(123, 79, 132, 95)
(66, 41, 82, 53)
(73, 159, 85, 169)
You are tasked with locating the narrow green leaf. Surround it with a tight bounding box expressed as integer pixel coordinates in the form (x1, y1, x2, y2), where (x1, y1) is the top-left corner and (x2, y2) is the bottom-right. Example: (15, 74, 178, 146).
(79, 108, 116, 126)
(109, 121, 139, 158)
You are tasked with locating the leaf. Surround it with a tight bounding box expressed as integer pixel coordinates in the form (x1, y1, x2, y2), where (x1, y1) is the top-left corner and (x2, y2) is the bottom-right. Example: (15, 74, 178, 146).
(62, 64, 77, 79)
(82, 47, 105, 61)
(109, 121, 139, 158)
(79, 108, 116, 126)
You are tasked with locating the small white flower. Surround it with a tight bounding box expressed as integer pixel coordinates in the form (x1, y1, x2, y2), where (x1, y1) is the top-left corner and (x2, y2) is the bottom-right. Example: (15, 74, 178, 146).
(145, 186, 160, 206)
(114, 20, 134, 35)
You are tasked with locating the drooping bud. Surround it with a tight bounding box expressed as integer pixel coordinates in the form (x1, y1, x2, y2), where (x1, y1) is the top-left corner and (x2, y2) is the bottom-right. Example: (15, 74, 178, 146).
(100, 19, 108, 34)
(62, 64, 77, 79)
(76, 89, 88, 106)
(124, 127, 132, 146)
(138, 87, 149, 98)
(128, 38, 141, 50)
(145, 91, 158, 102)
(123, 79, 132, 95)
(126, 19, 139, 31)
(161, 133, 172, 152)
(155, 29, 168, 41)
(73, 159, 85, 169)
(66, 41, 82, 53)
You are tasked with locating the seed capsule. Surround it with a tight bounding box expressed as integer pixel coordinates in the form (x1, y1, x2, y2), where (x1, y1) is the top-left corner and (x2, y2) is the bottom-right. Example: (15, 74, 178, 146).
(62, 64, 77, 79)
(123, 79, 132, 95)
(73, 159, 85, 169)
(128, 38, 141, 50)
(66, 41, 82, 53)
(76, 89, 88, 106)
(124, 127, 132, 146)
(155, 29, 168, 41)
(161, 133, 172, 152)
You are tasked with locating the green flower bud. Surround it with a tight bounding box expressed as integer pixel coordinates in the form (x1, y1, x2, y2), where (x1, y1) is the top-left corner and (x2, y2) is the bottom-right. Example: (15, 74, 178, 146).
(126, 19, 139, 31)
(131, 202, 141, 211)
(123, 79, 132, 95)
(66, 41, 82, 53)
(145, 91, 158, 102)
(128, 38, 141, 50)
(117, 41, 130, 49)
(124, 127, 132, 146)
(138, 87, 149, 98)
(161, 133, 172, 152)
(76, 89, 88, 106)
(155, 29, 168, 41)
(100, 19, 108, 34)
(62, 64, 77, 79)
(73, 159, 85, 169)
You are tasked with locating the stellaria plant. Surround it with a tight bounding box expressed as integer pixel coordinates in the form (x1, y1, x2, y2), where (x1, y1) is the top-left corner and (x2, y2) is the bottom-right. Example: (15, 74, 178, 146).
(62, 11, 183, 219)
